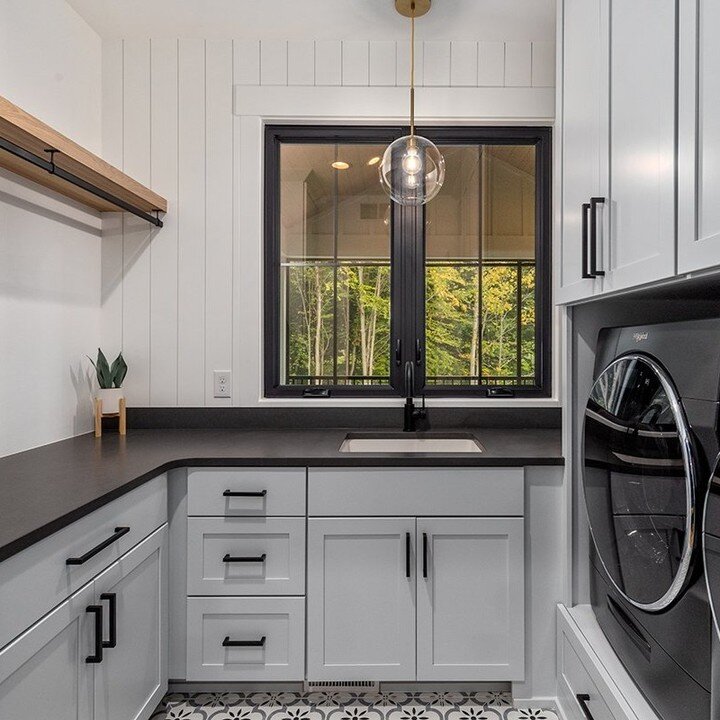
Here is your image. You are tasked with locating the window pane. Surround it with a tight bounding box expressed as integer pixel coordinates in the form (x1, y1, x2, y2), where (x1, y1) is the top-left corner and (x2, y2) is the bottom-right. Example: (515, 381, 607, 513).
(279, 143, 391, 386)
(425, 144, 536, 386)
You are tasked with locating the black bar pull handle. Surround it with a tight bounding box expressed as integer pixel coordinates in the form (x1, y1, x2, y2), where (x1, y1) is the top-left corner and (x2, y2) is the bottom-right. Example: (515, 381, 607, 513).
(100, 593, 117, 649)
(223, 489, 267, 498)
(415, 339, 422, 365)
(422, 532, 428, 579)
(67, 527, 130, 566)
(590, 196, 605, 277)
(405, 532, 411, 578)
(576, 694, 595, 720)
(223, 635, 266, 647)
(581, 203, 593, 278)
(223, 553, 267, 563)
(395, 338, 402, 367)
(86, 605, 104, 664)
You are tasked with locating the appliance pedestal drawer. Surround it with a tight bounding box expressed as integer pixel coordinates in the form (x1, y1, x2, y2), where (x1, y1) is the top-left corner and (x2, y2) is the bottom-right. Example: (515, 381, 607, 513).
(186, 597, 305, 681)
(556, 604, 659, 720)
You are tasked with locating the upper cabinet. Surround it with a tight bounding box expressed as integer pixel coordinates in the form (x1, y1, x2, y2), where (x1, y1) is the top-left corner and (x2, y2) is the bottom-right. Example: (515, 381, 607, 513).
(557, 0, 677, 304)
(678, 1, 720, 273)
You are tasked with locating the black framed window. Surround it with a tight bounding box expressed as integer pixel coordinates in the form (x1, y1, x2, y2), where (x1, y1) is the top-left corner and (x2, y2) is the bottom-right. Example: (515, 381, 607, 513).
(264, 125, 551, 398)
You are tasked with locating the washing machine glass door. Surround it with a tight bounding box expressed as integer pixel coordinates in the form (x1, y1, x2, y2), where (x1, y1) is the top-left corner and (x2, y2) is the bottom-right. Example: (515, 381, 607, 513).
(583, 353, 696, 611)
(704, 456, 720, 639)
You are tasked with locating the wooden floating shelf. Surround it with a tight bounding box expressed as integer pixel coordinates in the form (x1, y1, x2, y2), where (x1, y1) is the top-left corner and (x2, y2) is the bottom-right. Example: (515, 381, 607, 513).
(0, 95, 167, 225)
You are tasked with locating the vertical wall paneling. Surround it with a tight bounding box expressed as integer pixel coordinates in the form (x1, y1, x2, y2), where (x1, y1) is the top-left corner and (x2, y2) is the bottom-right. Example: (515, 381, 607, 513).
(396, 40, 424, 86)
(477, 41, 506, 87)
(177, 39, 207, 405)
(149, 38, 179, 405)
(205, 40, 234, 406)
(504, 42, 532, 87)
(422, 41, 451, 87)
(531, 41, 555, 87)
(342, 41, 370, 86)
(260, 40, 288, 86)
(233, 40, 260, 85)
(121, 38, 152, 406)
(101, 39, 124, 358)
(369, 41, 397, 86)
(314, 40, 342, 86)
(450, 41, 479, 87)
(288, 41, 315, 86)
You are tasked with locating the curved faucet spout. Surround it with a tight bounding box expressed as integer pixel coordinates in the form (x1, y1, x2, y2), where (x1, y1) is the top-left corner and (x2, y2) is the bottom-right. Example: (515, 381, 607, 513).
(404, 360, 414, 399)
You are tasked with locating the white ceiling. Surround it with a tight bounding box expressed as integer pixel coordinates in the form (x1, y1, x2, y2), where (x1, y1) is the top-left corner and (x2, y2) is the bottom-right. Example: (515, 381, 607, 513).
(67, 0, 556, 41)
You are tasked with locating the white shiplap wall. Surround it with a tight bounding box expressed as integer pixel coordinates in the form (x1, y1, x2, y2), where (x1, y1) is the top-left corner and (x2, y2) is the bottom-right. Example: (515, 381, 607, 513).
(102, 38, 554, 407)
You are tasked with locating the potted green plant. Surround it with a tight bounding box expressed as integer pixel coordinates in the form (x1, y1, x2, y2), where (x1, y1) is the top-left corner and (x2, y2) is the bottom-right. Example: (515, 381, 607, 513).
(88, 348, 127, 414)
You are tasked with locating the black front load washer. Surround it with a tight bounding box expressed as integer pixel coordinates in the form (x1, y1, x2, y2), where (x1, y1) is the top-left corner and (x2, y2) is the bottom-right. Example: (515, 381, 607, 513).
(583, 319, 720, 720)
(702, 456, 720, 720)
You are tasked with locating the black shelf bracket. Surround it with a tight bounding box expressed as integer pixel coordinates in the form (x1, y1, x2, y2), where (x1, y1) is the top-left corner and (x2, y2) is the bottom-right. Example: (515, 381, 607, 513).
(0, 136, 164, 228)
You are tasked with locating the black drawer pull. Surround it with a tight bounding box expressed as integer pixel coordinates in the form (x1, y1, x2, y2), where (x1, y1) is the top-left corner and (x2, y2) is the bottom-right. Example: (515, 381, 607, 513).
(86, 605, 104, 664)
(422, 532, 428, 579)
(100, 593, 117, 649)
(223, 489, 267, 498)
(589, 196, 605, 277)
(223, 553, 267, 563)
(581, 202, 593, 278)
(67, 527, 130, 565)
(223, 635, 266, 647)
(576, 694, 595, 720)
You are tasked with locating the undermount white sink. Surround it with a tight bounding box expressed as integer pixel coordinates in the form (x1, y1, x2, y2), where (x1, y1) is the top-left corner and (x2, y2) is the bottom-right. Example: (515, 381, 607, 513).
(339, 433, 484, 454)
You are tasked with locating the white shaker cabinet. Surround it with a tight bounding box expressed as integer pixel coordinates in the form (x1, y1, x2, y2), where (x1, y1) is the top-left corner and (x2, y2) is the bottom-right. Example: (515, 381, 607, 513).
(678, 0, 720, 273)
(306, 518, 417, 681)
(416, 518, 525, 681)
(93, 526, 167, 720)
(0, 583, 94, 720)
(558, 0, 676, 303)
(557, 0, 607, 304)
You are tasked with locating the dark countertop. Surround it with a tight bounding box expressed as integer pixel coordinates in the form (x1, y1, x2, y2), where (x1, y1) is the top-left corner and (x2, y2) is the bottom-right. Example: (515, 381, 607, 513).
(0, 427, 563, 563)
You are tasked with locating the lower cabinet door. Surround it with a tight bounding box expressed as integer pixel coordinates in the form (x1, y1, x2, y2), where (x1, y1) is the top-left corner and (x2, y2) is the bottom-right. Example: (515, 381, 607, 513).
(0, 582, 94, 720)
(186, 596, 305, 681)
(93, 525, 167, 720)
(307, 517, 416, 681)
(416, 517, 524, 681)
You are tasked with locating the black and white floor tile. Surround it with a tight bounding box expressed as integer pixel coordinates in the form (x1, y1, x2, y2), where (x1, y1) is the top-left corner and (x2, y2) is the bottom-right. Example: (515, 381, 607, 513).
(150, 691, 559, 720)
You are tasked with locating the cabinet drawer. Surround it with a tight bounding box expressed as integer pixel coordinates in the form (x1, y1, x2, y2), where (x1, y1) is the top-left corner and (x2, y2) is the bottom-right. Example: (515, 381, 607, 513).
(0, 475, 167, 651)
(559, 634, 615, 720)
(187, 517, 306, 595)
(187, 468, 306, 516)
(308, 467, 523, 516)
(186, 597, 305, 681)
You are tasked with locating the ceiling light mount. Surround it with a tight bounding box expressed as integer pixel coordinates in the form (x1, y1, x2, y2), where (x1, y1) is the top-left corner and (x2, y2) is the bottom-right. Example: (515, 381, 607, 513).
(394, 0, 431, 19)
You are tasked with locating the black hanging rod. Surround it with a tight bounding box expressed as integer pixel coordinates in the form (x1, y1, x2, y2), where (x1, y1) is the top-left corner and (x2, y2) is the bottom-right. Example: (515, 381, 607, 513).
(0, 136, 163, 228)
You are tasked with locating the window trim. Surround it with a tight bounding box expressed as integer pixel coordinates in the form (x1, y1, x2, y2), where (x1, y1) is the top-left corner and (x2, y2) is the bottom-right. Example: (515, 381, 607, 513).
(264, 124, 552, 399)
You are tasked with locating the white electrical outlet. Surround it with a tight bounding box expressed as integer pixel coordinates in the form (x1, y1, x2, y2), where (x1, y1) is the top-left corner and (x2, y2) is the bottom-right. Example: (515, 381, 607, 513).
(213, 371, 232, 398)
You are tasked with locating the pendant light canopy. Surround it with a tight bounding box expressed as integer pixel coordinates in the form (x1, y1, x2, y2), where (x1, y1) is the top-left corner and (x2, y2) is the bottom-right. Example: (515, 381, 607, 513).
(379, 0, 445, 206)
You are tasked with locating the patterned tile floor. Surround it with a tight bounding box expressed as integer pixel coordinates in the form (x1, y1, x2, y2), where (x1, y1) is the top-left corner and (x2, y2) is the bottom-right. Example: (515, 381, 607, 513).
(150, 691, 559, 720)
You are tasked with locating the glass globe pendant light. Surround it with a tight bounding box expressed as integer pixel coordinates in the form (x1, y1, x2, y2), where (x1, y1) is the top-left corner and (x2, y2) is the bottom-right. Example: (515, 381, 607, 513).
(379, 0, 445, 206)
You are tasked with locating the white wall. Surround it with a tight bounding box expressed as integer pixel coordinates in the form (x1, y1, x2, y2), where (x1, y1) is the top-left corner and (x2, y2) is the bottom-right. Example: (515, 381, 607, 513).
(0, 0, 102, 456)
(102, 37, 555, 408)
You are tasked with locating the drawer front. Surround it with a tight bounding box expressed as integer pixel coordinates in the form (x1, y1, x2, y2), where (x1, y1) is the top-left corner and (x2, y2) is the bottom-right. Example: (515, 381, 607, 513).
(308, 467, 523, 516)
(187, 517, 306, 595)
(187, 468, 306, 516)
(186, 596, 305, 681)
(0, 475, 167, 651)
(559, 634, 616, 720)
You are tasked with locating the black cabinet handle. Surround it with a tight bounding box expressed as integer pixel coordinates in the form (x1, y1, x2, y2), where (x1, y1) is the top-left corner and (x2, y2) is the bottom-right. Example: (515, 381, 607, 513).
(223, 489, 267, 498)
(590, 196, 605, 277)
(581, 202, 593, 278)
(576, 694, 595, 720)
(415, 339, 423, 365)
(223, 635, 266, 647)
(422, 532, 428, 578)
(100, 593, 117, 649)
(405, 532, 411, 578)
(86, 605, 104, 664)
(223, 553, 266, 563)
(395, 338, 402, 367)
(67, 527, 130, 566)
